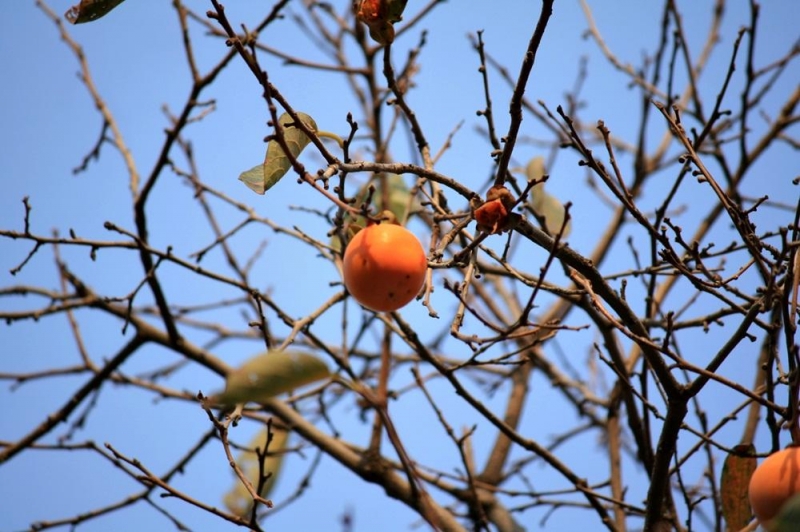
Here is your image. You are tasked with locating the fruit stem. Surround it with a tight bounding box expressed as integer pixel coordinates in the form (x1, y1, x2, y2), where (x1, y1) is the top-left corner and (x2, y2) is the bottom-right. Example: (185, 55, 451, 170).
(316, 130, 345, 148)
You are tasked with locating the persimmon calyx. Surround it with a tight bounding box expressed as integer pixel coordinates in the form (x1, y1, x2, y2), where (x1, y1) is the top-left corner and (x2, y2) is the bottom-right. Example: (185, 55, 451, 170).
(339, 209, 401, 251)
(374, 210, 399, 225)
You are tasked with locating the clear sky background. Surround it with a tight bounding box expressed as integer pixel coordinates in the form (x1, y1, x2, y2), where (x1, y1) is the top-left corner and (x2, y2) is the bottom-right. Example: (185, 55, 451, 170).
(1, 1, 798, 531)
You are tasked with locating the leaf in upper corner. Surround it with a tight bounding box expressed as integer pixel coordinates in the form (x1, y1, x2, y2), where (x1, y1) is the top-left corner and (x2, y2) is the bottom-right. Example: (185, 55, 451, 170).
(720, 443, 756, 531)
(65, 0, 126, 24)
(239, 112, 318, 195)
(223, 423, 289, 516)
(217, 350, 330, 406)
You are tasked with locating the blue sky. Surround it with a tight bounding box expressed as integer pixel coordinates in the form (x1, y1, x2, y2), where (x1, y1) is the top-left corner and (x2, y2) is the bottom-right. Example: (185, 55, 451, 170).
(1, 1, 798, 531)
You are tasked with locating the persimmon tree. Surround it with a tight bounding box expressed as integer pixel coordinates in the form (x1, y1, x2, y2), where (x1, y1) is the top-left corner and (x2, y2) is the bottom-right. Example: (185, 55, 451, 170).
(1, 1, 799, 531)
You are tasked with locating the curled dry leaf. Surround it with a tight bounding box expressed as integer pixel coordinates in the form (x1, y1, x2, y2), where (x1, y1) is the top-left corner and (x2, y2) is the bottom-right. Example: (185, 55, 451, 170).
(720, 444, 756, 531)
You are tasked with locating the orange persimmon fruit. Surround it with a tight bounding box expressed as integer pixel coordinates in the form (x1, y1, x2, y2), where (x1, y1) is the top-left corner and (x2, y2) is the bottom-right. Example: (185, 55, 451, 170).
(342, 222, 426, 312)
(748, 446, 800, 526)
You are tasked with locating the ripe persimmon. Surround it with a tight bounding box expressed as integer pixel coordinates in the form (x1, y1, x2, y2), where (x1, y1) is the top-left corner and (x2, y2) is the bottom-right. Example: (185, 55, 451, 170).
(748, 446, 800, 526)
(342, 222, 426, 312)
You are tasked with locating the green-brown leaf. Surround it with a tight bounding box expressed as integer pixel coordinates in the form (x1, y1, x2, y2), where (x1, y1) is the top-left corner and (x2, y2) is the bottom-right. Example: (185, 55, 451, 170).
(239, 112, 318, 195)
(217, 350, 330, 405)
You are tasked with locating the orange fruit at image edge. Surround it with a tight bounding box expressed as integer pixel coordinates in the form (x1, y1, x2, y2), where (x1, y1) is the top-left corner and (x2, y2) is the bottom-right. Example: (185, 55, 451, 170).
(748, 446, 800, 526)
(342, 223, 427, 312)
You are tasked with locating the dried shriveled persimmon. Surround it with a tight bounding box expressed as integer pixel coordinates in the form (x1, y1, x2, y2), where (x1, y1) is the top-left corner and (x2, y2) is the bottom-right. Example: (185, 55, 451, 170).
(473, 184, 517, 234)
(354, 0, 408, 45)
(748, 446, 800, 526)
(342, 222, 426, 312)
